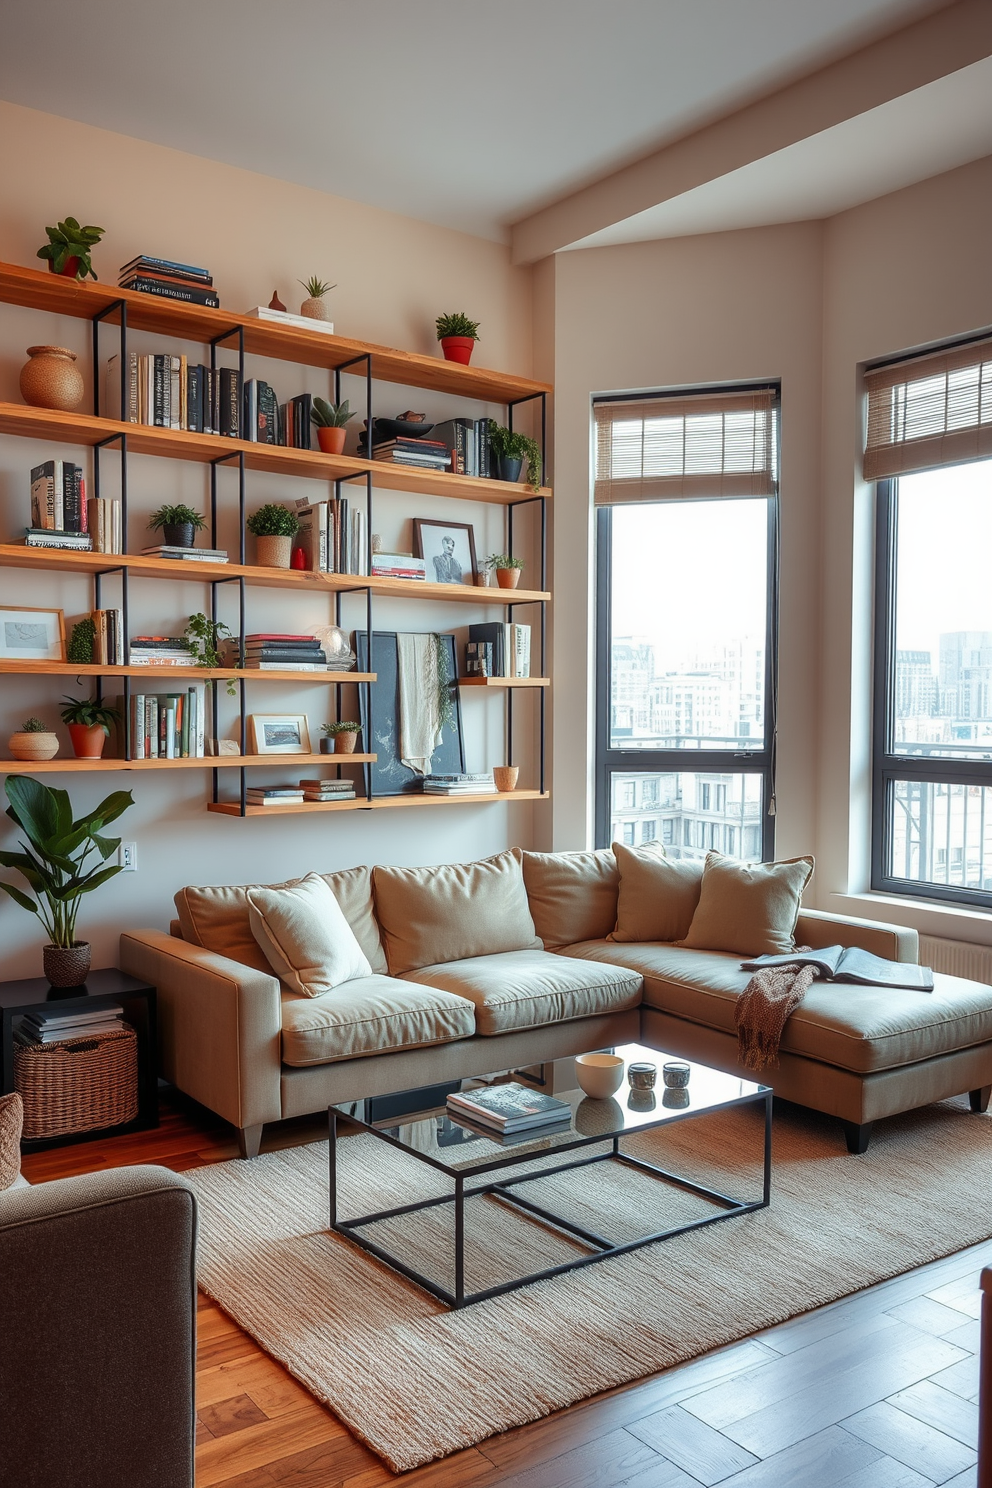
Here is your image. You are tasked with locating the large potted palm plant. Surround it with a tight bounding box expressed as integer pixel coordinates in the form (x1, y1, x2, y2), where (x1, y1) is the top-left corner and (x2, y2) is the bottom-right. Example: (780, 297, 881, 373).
(0, 776, 134, 987)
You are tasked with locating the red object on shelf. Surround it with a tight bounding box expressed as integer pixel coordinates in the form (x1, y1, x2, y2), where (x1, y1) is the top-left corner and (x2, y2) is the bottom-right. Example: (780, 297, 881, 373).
(48, 257, 81, 278)
(290, 546, 307, 570)
(440, 336, 475, 365)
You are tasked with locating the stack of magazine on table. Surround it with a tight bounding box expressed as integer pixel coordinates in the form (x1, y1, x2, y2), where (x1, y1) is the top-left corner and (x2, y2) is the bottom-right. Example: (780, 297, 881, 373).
(17, 1005, 124, 1045)
(446, 1082, 571, 1138)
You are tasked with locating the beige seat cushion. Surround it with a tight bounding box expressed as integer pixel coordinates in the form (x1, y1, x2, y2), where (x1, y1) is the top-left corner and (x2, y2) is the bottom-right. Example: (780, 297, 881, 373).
(677, 852, 814, 956)
(280, 976, 475, 1067)
(373, 850, 541, 976)
(402, 949, 642, 1036)
(563, 940, 992, 1075)
(174, 864, 387, 974)
(611, 842, 703, 943)
(521, 848, 619, 948)
(247, 874, 372, 998)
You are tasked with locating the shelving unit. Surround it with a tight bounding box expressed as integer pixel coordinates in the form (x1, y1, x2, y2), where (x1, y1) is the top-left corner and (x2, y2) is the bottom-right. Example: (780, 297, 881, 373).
(0, 259, 552, 815)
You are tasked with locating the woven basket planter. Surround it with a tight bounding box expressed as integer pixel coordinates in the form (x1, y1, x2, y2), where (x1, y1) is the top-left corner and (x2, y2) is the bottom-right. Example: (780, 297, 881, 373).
(14, 1024, 138, 1141)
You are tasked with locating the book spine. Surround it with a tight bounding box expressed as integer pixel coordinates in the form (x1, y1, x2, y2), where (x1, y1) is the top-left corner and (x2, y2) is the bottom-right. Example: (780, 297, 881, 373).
(220, 369, 241, 438)
(61, 464, 81, 533)
(132, 695, 145, 759)
(170, 356, 181, 430)
(195, 682, 206, 758)
(124, 276, 220, 308)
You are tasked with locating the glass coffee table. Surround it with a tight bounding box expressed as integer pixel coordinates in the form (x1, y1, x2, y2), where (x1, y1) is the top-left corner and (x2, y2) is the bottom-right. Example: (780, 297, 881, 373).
(329, 1042, 771, 1308)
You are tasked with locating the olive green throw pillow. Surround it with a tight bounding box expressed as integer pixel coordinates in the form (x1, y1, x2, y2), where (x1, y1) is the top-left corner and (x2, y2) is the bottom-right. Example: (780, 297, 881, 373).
(611, 842, 704, 943)
(676, 852, 814, 957)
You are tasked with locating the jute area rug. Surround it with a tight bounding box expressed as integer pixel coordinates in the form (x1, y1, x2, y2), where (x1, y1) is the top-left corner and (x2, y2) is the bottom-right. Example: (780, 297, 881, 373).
(186, 1097, 992, 1472)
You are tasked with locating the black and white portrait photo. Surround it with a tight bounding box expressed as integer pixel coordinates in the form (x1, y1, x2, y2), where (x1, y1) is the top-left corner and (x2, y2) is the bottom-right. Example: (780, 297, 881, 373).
(412, 520, 478, 586)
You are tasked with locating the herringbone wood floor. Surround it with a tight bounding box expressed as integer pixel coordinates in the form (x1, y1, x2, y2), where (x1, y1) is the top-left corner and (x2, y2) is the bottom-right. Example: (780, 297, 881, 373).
(23, 1090, 987, 1488)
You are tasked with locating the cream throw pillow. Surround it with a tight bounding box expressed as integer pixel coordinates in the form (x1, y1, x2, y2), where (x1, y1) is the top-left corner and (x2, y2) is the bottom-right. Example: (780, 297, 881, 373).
(521, 848, 619, 948)
(677, 852, 814, 957)
(247, 873, 372, 997)
(611, 841, 704, 943)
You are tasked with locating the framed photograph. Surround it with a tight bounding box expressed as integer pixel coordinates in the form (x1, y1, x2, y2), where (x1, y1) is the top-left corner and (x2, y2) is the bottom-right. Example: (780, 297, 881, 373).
(248, 714, 311, 755)
(412, 519, 478, 585)
(0, 606, 65, 662)
(355, 632, 464, 796)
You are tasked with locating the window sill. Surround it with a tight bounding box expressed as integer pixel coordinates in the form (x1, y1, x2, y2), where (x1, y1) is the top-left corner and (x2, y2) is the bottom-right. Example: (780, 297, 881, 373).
(829, 891, 992, 947)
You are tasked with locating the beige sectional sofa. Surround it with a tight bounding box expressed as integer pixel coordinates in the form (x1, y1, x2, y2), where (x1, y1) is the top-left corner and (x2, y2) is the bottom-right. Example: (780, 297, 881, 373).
(119, 846, 992, 1158)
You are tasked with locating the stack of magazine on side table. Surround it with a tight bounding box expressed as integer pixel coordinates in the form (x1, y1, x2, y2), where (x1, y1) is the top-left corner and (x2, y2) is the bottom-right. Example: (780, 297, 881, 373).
(17, 1004, 125, 1046)
(446, 1081, 571, 1139)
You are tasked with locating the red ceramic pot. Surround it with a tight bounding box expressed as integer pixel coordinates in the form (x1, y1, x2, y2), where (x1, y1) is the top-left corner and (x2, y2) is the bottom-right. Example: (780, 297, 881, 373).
(48, 257, 82, 278)
(440, 336, 475, 365)
(68, 723, 107, 759)
(317, 426, 347, 455)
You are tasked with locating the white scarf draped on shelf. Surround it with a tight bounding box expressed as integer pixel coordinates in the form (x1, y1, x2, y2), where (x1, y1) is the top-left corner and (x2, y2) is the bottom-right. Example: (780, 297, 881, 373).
(396, 633, 443, 775)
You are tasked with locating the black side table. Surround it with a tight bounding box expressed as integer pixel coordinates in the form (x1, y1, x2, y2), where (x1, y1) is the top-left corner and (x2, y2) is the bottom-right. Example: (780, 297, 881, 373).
(0, 968, 158, 1150)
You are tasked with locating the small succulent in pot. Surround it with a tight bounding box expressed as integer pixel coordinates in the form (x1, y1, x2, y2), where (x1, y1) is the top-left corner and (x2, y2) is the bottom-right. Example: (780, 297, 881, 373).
(36, 217, 105, 279)
(298, 276, 336, 321)
(149, 502, 207, 549)
(7, 717, 60, 762)
(246, 503, 300, 569)
(485, 553, 525, 589)
(60, 696, 121, 759)
(311, 397, 355, 455)
(435, 311, 480, 365)
(486, 421, 543, 491)
(320, 720, 361, 754)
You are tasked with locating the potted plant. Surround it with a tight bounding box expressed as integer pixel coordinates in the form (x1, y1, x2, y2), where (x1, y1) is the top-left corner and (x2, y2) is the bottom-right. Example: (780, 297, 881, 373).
(0, 774, 134, 987)
(435, 312, 480, 366)
(311, 398, 355, 456)
(485, 553, 525, 590)
(246, 504, 300, 569)
(36, 217, 105, 280)
(298, 276, 336, 322)
(148, 503, 207, 549)
(7, 718, 59, 763)
(60, 696, 120, 760)
(487, 421, 543, 490)
(321, 721, 362, 755)
(67, 616, 96, 664)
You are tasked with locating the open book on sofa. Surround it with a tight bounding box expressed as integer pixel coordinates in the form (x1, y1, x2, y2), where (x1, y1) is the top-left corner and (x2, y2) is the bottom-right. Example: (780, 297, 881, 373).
(741, 945, 934, 991)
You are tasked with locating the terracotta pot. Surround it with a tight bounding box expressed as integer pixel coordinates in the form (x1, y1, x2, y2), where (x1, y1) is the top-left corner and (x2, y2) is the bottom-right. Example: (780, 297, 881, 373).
(440, 336, 475, 365)
(493, 765, 519, 792)
(317, 425, 347, 455)
(48, 257, 81, 279)
(495, 567, 522, 588)
(162, 522, 196, 547)
(8, 730, 59, 762)
(333, 731, 360, 754)
(68, 723, 107, 759)
(255, 534, 293, 568)
(19, 345, 85, 411)
(44, 940, 91, 988)
(300, 296, 330, 321)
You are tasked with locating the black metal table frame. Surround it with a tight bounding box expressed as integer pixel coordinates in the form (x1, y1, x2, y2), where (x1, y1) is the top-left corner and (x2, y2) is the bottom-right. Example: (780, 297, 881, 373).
(329, 1087, 772, 1308)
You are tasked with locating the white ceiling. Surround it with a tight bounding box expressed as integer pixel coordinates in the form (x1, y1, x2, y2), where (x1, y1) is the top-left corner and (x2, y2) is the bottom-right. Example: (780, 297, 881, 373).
(0, 0, 945, 242)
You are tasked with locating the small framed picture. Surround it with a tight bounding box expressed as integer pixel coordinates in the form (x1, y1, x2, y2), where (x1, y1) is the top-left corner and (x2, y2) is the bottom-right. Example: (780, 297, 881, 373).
(0, 606, 65, 662)
(412, 519, 478, 585)
(248, 714, 311, 755)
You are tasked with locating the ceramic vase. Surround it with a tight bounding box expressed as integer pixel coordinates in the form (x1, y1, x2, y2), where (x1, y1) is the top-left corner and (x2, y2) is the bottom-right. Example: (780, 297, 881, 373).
(19, 345, 85, 411)
(493, 765, 519, 792)
(300, 296, 330, 321)
(44, 940, 91, 988)
(7, 730, 59, 761)
(495, 567, 522, 589)
(255, 535, 292, 568)
(317, 426, 347, 455)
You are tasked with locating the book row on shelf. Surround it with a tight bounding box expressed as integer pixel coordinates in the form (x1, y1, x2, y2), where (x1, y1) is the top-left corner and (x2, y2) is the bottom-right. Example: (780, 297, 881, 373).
(29, 459, 122, 553)
(130, 686, 206, 759)
(467, 622, 531, 678)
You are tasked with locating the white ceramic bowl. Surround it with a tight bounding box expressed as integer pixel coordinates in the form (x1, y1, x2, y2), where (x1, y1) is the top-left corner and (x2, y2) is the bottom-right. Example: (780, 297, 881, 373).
(575, 1052, 625, 1100)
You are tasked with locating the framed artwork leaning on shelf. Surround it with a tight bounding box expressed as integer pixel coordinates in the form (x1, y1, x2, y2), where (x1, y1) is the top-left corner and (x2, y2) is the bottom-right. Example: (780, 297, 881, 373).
(412, 520, 478, 585)
(248, 714, 311, 755)
(0, 605, 65, 662)
(355, 632, 464, 795)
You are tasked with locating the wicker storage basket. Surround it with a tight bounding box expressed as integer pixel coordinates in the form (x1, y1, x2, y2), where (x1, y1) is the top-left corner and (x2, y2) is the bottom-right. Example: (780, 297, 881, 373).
(14, 1024, 138, 1141)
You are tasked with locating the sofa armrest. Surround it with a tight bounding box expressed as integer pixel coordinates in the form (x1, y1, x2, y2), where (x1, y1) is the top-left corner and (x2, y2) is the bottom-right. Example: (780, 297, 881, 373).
(796, 908, 919, 964)
(120, 928, 283, 1129)
(0, 1166, 195, 1487)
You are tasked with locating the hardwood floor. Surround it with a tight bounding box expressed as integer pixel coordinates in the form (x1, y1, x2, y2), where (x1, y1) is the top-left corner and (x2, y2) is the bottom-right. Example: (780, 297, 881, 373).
(22, 1090, 988, 1488)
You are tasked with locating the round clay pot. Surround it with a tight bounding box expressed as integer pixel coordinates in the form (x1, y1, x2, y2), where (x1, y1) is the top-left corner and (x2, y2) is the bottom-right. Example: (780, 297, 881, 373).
(493, 765, 519, 792)
(333, 731, 360, 754)
(19, 345, 85, 411)
(68, 723, 108, 759)
(48, 257, 82, 279)
(495, 455, 523, 483)
(255, 534, 293, 568)
(300, 296, 330, 321)
(44, 940, 91, 988)
(162, 522, 196, 548)
(495, 567, 522, 589)
(440, 336, 476, 365)
(317, 426, 347, 455)
(8, 730, 59, 762)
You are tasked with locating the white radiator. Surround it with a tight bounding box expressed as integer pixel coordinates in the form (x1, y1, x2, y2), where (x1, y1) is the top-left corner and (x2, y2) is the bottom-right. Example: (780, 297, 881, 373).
(920, 935, 992, 984)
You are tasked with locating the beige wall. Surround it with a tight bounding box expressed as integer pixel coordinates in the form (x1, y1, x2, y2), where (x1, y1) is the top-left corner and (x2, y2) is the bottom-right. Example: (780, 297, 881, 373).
(0, 101, 539, 977)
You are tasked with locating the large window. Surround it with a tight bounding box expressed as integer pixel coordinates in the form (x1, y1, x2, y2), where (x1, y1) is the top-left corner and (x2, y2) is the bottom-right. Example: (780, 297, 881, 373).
(869, 336, 992, 905)
(595, 386, 779, 857)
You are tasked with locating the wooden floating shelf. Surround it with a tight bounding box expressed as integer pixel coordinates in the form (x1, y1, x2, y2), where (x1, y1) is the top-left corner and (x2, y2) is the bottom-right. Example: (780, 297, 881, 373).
(458, 676, 549, 688)
(0, 660, 376, 684)
(0, 260, 551, 405)
(207, 789, 548, 817)
(0, 753, 376, 773)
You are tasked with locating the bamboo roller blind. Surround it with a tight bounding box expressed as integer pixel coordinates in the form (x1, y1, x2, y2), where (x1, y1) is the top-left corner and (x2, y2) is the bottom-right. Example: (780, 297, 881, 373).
(864, 336, 992, 481)
(593, 388, 776, 505)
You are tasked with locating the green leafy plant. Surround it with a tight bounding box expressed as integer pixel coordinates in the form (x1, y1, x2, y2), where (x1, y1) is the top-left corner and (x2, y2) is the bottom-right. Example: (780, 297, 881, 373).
(59, 696, 120, 734)
(435, 311, 480, 342)
(21, 718, 50, 733)
(0, 775, 133, 948)
(36, 217, 105, 280)
(484, 553, 525, 571)
(66, 617, 96, 664)
(148, 503, 206, 532)
(184, 613, 237, 695)
(320, 720, 361, 735)
(299, 276, 336, 298)
(433, 633, 455, 734)
(246, 503, 300, 538)
(311, 398, 355, 429)
(487, 421, 543, 491)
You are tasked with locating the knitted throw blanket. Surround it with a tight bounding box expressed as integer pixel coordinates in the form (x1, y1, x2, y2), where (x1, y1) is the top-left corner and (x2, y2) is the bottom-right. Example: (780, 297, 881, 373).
(735, 953, 816, 1072)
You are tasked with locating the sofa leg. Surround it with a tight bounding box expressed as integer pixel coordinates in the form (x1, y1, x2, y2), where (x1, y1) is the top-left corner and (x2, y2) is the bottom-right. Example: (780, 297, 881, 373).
(237, 1124, 263, 1159)
(844, 1121, 873, 1155)
(970, 1086, 992, 1114)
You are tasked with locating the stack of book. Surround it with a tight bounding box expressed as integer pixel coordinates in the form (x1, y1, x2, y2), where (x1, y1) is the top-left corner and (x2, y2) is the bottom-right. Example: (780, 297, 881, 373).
(130, 685, 206, 759)
(242, 634, 327, 671)
(446, 1082, 571, 1136)
(358, 419, 493, 478)
(422, 773, 496, 795)
(294, 497, 366, 576)
(370, 552, 426, 580)
(128, 636, 193, 667)
(245, 785, 305, 807)
(107, 353, 240, 437)
(119, 255, 219, 308)
(299, 777, 358, 803)
(28, 460, 89, 546)
(17, 1004, 124, 1045)
(371, 437, 451, 471)
(88, 496, 123, 554)
(140, 543, 228, 564)
(467, 623, 531, 678)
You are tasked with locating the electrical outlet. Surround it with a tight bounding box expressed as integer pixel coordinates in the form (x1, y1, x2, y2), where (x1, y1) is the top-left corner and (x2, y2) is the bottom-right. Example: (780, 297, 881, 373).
(119, 841, 138, 872)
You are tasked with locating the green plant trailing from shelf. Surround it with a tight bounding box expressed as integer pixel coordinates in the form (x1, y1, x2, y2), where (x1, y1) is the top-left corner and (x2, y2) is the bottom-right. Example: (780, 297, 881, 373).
(320, 720, 361, 735)
(246, 504, 300, 538)
(484, 553, 525, 571)
(36, 217, 105, 280)
(433, 633, 455, 734)
(299, 276, 337, 298)
(21, 718, 48, 733)
(435, 312, 480, 342)
(184, 613, 237, 695)
(0, 775, 134, 949)
(487, 421, 543, 492)
(59, 696, 120, 734)
(66, 617, 96, 665)
(148, 503, 207, 532)
(311, 398, 355, 429)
